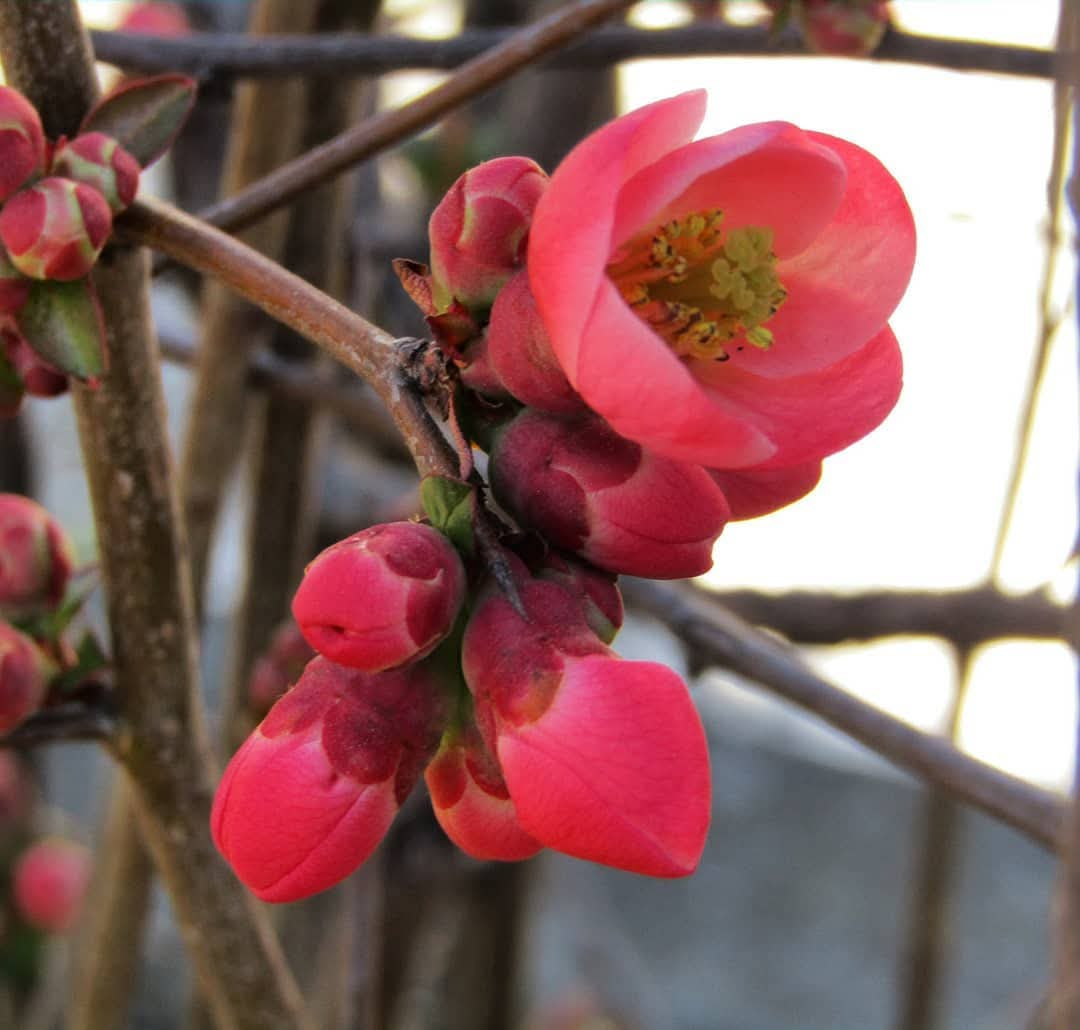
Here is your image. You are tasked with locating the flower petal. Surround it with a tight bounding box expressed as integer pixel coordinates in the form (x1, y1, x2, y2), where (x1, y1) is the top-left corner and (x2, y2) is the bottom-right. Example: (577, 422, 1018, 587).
(497, 655, 711, 877)
(709, 460, 822, 520)
(696, 325, 902, 467)
(612, 122, 847, 257)
(729, 132, 915, 377)
(529, 91, 706, 377)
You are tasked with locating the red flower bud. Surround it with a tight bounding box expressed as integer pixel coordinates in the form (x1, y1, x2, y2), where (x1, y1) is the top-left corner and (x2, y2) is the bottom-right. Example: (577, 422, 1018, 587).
(484, 270, 584, 414)
(0, 178, 112, 281)
(429, 156, 548, 311)
(118, 2, 192, 35)
(0, 621, 54, 734)
(536, 552, 623, 644)
(426, 719, 542, 861)
(0, 493, 76, 617)
(0, 87, 45, 203)
(0, 247, 30, 316)
(799, 0, 890, 57)
(292, 522, 465, 672)
(490, 410, 729, 579)
(462, 577, 710, 877)
(3, 328, 68, 398)
(212, 657, 445, 902)
(12, 838, 91, 932)
(52, 133, 141, 213)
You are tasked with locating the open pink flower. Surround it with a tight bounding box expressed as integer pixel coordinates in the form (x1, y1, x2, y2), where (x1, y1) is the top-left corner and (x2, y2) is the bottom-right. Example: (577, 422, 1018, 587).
(527, 91, 914, 470)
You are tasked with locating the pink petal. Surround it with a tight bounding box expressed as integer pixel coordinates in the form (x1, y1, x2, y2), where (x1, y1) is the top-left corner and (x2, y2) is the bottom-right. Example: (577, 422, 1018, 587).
(695, 325, 902, 467)
(573, 278, 775, 467)
(612, 122, 847, 257)
(497, 655, 711, 877)
(709, 460, 822, 520)
(529, 91, 707, 377)
(728, 132, 915, 377)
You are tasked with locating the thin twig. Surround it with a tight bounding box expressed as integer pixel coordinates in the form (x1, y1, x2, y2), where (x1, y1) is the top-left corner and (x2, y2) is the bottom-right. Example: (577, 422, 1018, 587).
(0, 702, 115, 746)
(191, 0, 636, 235)
(623, 578, 1066, 852)
(90, 23, 1055, 81)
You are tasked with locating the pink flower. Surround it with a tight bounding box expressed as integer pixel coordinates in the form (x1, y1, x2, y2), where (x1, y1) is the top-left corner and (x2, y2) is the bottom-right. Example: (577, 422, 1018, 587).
(0, 87, 45, 204)
(0, 493, 76, 617)
(291, 522, 465, 672)
(212, 657, 445, 902)
(117, 1, 191, 36)
(0, 177, 113, 281)
(462, 575, 711, 877)
(12, 838, 90, 933)
(490, 408, 729, 578)
(527, 91, 913, 471)
(428, 156, 548, 312)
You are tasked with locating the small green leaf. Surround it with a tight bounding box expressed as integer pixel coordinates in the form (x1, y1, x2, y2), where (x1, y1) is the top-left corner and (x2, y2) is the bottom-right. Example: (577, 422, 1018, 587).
(80, 73, 197, 167)
(420, 475, 476, 555)
(52, 631, 109, 694)
(16, 279, 107, 382)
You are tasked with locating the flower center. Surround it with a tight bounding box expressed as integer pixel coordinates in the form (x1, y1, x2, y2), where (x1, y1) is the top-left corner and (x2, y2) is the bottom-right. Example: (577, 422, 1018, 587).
(608, 209, 787, 362)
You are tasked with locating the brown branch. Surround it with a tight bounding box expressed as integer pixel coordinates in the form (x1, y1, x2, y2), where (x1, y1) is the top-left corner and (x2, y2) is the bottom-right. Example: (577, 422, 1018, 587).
(118, 196, 458, 479)
(0, 701, 115, 745)
(0, 6, 312, 1029)
(90, 23, 1055, 81)
(191, 0, 636, 235)
(623, 578, 1066, 852)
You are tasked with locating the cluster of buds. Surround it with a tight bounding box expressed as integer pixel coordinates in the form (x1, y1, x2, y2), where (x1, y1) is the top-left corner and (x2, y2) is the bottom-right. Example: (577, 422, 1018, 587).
(214, 92, 912, 902)
(0, 74, 195, 416)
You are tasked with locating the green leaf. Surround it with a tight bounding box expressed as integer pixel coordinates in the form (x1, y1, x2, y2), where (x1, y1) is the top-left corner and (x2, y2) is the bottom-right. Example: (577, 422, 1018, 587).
(16, 279, 107, 382)
(79, 73, 197, 167)
(420, 475, 476, 555)
(52, 631, 109, 694)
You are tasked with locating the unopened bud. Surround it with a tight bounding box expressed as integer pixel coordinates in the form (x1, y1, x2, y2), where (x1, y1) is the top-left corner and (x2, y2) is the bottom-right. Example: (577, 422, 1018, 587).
(0, 87, 45, 203)
(292, 522, 465, 672)
(0, 178, 112, 281)
(0, 621, 54, 734)
(799, 0, 890, 56)
(12, 838, 91, 932)
(0, 493, 76, 617)
(52, 133, 141, 214)
(429, 156, 547, 311)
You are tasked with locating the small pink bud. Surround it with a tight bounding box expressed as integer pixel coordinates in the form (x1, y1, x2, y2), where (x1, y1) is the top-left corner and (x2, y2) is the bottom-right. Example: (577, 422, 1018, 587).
(536, 553, 623, 644)
(484, 270, 584, 414)
(292, 522, 465, 672)
(12, 838, 91, 932)
(429, 156, 548, 311)
(490, 410, 730, 579)
(0, 248, 30, 316)
(118, 2, 192, 35)
(0, 178, 113, 281)
(0, 87, 45, 203)
(462, 578, 711, 877)
(4, 328, 68, 398)
(0, 493, 76, 617)
(0, 622, 54, 734)
(426, 721, 542, 861)
(52, 133, 141, 214)
(799, 0, 890, 56)
(212, 657, 445, 902)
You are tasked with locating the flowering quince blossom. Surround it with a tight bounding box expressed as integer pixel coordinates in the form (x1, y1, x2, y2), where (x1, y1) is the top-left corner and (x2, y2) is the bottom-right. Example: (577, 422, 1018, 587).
(526, 89, 915, 480)
(12, 838, 91, 933)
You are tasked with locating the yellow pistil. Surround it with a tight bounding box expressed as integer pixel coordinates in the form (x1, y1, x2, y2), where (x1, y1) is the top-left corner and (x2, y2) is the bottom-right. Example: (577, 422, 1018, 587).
(608, 209, 787, 362)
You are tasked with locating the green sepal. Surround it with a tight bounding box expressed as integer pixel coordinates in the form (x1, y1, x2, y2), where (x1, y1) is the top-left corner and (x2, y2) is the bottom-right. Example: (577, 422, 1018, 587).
(420, 475, 476, 556)
(22, 571, 98, 643)
(16, 279, 107, 382)
(79, 73, 197, 167)
(51, 631, 109, 695)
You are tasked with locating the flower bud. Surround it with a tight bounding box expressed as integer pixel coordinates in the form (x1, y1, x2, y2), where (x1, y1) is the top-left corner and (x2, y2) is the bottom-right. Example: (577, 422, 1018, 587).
(484, 270, 584, 414)
(52, 133, 141, 214)
(799, 0, 890, 57)
(0, 177, 113, 281)
(12, 838, 91, 932)
(0, 248, 30, 316)
(212, 657, 445, 901)
(292, 522, 465, 672)
(0, 622, 54, 734)
(490, 410, 730, 579)
(429, 156, 547, 311)
(0, 87, 45, 203)
(0, 493, 76, 617)
(118, 1, 191, 36)
(462, 577, 710, 877)
(247, 620, 316, 716)
(536, 552, 623, 644)
(426, 719, 542, 861)
(3, 327, 68, 398)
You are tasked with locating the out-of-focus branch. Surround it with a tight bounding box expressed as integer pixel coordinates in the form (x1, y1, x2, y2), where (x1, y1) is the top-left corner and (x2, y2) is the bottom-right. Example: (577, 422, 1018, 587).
(91, 23, 1055, 81)
(187, 0, 637, 235)
(623, 579, 1065, 852)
